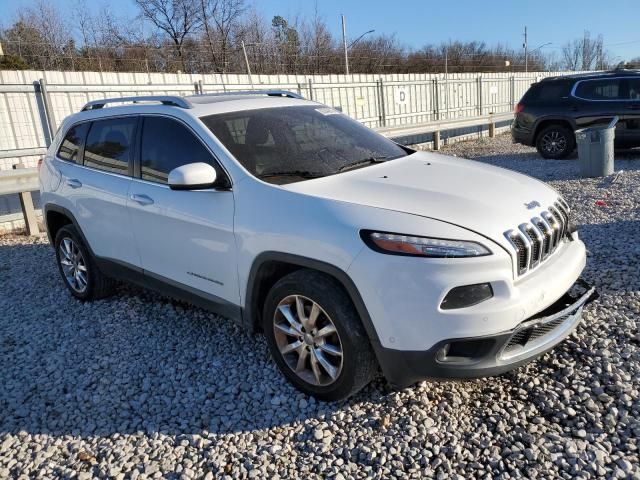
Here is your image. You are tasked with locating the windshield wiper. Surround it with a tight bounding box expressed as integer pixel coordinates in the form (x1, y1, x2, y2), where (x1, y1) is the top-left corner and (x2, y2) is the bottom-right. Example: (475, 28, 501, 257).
(259, 170, 324, 179)
(337, 156, 388, 173)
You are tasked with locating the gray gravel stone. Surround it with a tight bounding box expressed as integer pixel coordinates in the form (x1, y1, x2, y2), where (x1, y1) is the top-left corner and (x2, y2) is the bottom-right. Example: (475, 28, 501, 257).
(0, 133, 638, 478)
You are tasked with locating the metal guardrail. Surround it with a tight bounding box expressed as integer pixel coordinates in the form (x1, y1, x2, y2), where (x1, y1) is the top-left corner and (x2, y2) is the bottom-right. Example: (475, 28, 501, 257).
(0, 168, 39, 196)
(0, 111, 511, 235)
(378, 112, 513, 139)
(0, 165, 40, 235)
(0, 147, 47, 159)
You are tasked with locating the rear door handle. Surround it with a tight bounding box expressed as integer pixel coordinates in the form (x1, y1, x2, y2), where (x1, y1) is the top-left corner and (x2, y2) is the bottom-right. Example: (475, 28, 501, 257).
(130, 193, 154, 206)
(626, 105, 640, 110)
(66, 179, 82, 189)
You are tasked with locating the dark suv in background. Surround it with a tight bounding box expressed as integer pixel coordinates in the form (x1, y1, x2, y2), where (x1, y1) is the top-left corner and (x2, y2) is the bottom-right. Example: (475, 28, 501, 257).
(512, 69, 640, 158)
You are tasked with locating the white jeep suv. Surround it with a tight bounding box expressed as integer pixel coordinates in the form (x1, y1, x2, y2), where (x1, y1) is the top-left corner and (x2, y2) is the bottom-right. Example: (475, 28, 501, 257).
(39, 91, 596, 400)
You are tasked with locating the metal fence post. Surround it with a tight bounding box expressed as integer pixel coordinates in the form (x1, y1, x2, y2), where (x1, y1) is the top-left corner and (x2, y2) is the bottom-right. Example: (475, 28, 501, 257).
(477, 76, 483, 116)
(38, 78, 56, 140)
(307, 78, 314, 101)
(377, 78, 386, 127)
(510, 76, 515, 109)
(431, 78, 440, 120)
(376, 79, 383, 126)
(12, 163, 40, 236)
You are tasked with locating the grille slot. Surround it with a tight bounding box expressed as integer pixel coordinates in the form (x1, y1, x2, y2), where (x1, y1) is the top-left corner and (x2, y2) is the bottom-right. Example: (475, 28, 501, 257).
(502, 312, 572, 357)
(504, 199, 571, 276)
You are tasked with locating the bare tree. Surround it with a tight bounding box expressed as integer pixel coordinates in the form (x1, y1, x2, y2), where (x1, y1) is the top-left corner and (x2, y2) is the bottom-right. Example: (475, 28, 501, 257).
(135, 0, 202, 71)
(236, 8, 272, 73)
(199, 0, 245, 72)
(300, 5, 335, 74)
(2, 0, 73, 69)
(562, 31, 606, 71)
(627, 57, 640, 69)
(4, 0, 614, 74)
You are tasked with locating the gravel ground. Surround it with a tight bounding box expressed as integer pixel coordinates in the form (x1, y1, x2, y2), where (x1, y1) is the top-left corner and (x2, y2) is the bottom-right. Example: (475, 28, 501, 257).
(1, 133, 639, 479)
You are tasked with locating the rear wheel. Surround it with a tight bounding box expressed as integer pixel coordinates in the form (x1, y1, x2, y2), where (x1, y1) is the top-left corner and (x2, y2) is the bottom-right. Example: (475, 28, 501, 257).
(263, 269, 378, 401)
(536, 124, 575, 159)
(54, 225, 115, 300)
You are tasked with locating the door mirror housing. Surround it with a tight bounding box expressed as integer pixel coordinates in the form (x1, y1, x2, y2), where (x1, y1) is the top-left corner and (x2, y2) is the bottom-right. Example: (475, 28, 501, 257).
(168, 162, 218, 190)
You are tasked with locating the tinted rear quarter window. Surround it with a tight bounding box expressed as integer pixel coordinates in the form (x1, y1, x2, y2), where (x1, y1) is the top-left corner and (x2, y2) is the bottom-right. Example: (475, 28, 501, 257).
(627, 77, 640, 100)
(83, 117, 137, 174)
(57, 123, 89, 163)
(575, 79, 622, 100)
(523, 82, 571, 103)
(139, 116, 219, 184)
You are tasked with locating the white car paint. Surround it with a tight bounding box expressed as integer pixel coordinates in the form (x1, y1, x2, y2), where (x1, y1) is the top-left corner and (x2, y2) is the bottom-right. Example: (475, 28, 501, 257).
(40, 93, 587, 367)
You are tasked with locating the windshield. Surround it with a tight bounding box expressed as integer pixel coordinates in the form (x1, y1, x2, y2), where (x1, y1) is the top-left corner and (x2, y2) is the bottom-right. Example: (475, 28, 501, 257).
(200, 106, 409, 184)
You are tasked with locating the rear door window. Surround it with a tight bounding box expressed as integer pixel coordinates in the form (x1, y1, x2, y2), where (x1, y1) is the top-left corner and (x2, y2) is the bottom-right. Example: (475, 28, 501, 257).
(139, 116, 220, 184)
(57, 123, 89, 163)
(83, 117, 137, 174)
(574, 79, 623, 100)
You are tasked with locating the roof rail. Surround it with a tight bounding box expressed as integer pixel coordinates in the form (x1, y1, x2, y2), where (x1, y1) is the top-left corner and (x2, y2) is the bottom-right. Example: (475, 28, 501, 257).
(612, 67, 640, 73)
(81, 95, 193, 112)
(193, 89, 304, 100)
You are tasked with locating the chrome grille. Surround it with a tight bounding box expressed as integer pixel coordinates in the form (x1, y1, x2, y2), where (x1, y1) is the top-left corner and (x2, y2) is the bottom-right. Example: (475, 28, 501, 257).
(504, 200, 571, 276)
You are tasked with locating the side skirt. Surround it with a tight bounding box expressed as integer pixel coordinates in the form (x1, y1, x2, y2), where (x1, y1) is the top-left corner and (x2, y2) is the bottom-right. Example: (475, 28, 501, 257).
(94, 257, 243, 323)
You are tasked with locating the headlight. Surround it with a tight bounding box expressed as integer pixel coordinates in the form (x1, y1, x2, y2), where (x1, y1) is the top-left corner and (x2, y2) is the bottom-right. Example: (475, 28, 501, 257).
(361, 231, 492, 258)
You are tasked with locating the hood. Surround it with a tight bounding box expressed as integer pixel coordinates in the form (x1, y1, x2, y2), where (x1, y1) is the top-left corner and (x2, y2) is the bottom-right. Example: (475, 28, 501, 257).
(283, 151, 561, 250)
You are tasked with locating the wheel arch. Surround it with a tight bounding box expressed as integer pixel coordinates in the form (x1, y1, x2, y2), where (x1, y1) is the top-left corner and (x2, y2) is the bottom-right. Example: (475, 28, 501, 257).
(43, 205, 95, 256)
(533, 117, 576, 144)
(243, 252, 382, 348)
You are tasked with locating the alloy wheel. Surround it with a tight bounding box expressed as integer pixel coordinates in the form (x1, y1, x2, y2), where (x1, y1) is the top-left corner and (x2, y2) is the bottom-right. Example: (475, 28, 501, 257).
(273, 295, 344, 386)
(541, 130, 567, 155)
(59, 237, 88, 293)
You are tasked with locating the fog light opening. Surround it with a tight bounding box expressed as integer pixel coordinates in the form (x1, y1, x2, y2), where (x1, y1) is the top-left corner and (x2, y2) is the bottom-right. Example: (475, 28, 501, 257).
(440, 283, 494, 310)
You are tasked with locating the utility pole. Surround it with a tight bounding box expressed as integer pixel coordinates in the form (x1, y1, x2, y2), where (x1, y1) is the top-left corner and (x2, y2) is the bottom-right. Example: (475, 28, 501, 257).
(342, 14, 349, 75)
(444, 48, 448, 76)
(523, 26, 528, 73)
(241, 41, 254, 89)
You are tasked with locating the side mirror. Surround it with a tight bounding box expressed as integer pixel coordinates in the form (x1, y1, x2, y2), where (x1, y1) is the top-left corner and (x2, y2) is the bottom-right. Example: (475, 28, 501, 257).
(168, 162, 217, 190)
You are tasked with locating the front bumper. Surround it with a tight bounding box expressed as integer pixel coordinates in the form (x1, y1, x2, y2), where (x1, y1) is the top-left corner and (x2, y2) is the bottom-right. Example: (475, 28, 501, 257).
(378, 279, 597, 388)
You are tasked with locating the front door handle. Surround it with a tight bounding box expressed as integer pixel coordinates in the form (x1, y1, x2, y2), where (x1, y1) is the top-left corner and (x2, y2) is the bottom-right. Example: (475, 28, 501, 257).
(66, 179, 82, 189)
(626, 105, 640, 110)
(130, 193, 154, 206)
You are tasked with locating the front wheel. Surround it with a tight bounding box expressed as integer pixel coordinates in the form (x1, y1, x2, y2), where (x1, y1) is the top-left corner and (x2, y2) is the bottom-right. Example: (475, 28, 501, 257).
(536, 124, 575, 159)
(263, 270, 378, 401)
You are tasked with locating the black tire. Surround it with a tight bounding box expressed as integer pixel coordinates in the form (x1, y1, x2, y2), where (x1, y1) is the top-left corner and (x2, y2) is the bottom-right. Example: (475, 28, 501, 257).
(263, 269, 378, 401)
(535, 124, 575, 159)
(54, 225, 115, 300)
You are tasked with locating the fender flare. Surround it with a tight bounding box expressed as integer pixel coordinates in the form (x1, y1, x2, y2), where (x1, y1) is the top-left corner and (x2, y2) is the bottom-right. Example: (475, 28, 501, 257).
(243, 251, 383, 348)
(43, 204, 96, 256)
(533, 116, 578, 139)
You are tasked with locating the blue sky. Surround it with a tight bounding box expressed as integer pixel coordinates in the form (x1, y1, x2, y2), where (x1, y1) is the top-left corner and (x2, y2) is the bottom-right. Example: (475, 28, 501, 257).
(1, 0, 639, 60)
